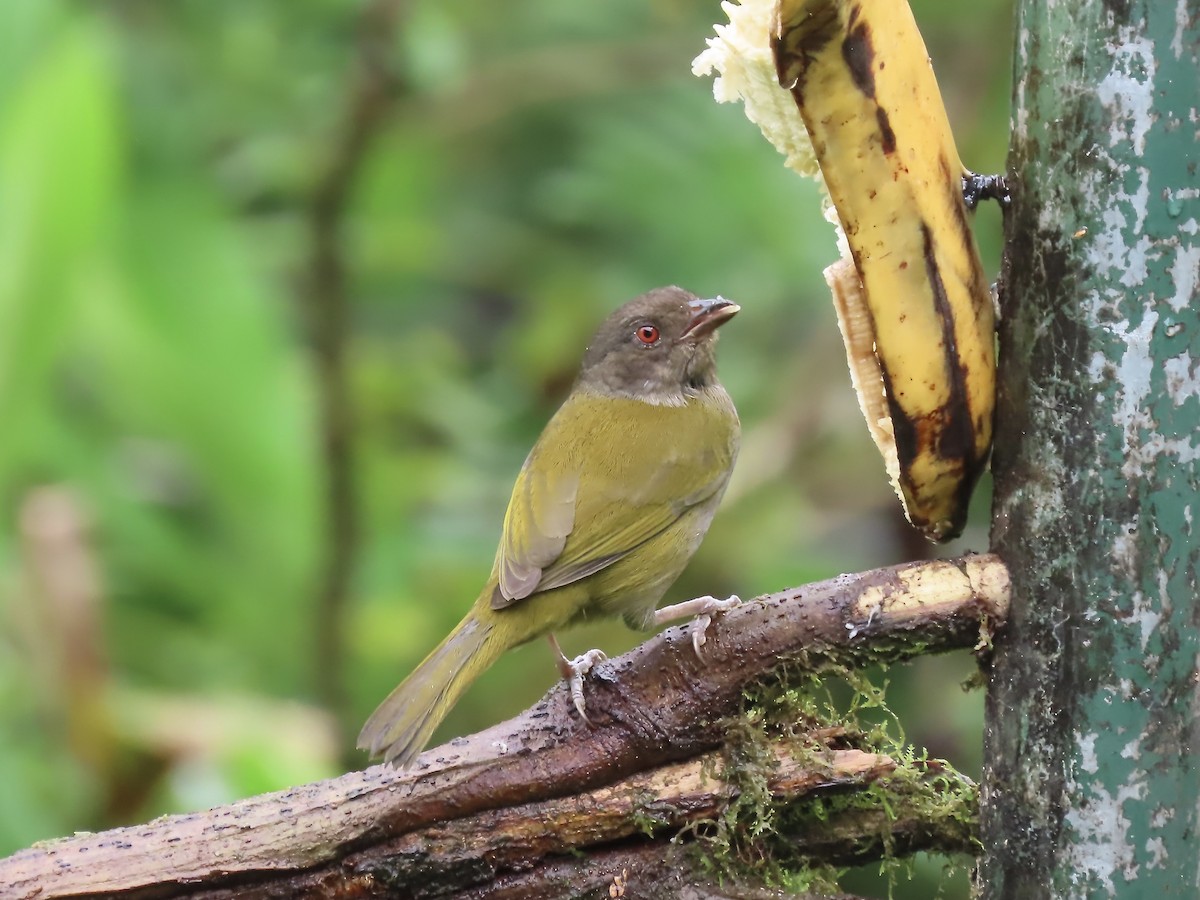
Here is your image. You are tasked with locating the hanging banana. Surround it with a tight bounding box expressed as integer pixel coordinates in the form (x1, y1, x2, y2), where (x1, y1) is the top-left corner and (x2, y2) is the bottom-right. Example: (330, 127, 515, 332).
(695, 0, 995, 541)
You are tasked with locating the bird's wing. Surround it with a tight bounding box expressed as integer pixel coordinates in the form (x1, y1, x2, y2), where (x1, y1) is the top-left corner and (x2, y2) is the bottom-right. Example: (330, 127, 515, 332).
(490, 391, 735, 610)
(491, 458, 580, 603)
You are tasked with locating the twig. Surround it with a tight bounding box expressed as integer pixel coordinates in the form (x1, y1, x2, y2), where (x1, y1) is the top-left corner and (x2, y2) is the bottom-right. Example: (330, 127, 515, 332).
(0, 554, 1009, 899)
(17, 489, 110, 775)
(304, 0, 408, 720)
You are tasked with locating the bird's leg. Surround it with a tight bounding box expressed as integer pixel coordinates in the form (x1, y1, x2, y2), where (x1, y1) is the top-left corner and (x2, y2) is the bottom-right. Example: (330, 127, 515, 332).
(547, 633, 607, 723)
(654, 595, 742, 656)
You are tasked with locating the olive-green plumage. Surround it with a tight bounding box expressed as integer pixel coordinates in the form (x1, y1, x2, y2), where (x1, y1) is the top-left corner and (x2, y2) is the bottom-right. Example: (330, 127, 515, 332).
(358, 287, 740, 766)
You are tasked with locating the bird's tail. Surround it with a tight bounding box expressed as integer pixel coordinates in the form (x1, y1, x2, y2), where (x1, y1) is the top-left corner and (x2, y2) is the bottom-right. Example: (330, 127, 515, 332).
(357, 612, 501, 767)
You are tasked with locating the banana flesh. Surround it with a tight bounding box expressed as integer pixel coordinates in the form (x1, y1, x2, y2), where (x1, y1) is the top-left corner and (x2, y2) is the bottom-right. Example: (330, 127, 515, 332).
(695, 0, 995, 542)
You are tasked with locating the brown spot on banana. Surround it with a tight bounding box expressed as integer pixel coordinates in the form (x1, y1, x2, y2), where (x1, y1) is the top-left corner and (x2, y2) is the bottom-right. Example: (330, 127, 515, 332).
(773, 1, 839, 78)
(919, 222, 977, 466)
(874, 108, 897, 155)
(842, 21, 877, 99)
(840, 11, 899, 154)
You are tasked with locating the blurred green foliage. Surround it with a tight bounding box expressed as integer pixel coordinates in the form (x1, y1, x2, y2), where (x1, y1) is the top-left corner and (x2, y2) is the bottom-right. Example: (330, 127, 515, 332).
(0, 0, 1012, 894)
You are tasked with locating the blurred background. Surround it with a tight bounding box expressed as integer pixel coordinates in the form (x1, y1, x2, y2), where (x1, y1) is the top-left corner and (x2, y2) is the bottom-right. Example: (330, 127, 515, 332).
(0, 0, 1011, 894)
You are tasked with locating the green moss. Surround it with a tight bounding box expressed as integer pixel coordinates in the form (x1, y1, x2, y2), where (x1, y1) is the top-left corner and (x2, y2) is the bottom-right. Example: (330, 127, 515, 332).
(629, 788, 680, 837)
(680, 660, 979, 895)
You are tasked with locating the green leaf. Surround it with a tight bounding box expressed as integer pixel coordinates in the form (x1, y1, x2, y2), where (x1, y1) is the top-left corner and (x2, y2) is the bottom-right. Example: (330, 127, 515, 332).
(0, 18, 120, 485)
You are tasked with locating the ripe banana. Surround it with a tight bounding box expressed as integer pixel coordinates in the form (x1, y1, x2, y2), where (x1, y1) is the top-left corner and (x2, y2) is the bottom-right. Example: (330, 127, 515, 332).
(695, 0, 995, 541)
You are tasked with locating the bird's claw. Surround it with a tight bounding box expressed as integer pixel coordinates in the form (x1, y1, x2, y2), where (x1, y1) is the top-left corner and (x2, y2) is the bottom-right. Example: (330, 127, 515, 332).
(688, 595, 742, 655)
(562, 648, 607, 723)
(655, 594, 742, 658)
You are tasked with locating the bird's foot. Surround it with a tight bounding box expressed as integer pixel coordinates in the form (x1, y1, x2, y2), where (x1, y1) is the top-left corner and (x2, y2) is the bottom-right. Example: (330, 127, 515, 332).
(548, 634, 607, 723)
(654, 594, 742, 656)
(563, 649, 607, 722)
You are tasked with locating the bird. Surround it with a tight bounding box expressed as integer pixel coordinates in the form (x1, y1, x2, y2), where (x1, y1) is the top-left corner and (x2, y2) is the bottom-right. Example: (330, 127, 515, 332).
(358, 286, 741, 767)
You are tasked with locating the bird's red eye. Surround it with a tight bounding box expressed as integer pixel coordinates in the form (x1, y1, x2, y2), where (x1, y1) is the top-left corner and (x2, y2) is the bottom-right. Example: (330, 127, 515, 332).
(636, 324, 660, 344)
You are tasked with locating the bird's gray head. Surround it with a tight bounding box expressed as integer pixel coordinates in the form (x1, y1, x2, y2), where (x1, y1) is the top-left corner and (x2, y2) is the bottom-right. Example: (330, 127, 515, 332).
(577, 286, 739, 404)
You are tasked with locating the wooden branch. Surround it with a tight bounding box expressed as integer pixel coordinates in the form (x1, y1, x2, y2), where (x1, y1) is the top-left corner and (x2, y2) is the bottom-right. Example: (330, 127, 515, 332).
(1, 554, 1008, 899)
(346, 745, 894, 881)
(428, 841, 874, 900)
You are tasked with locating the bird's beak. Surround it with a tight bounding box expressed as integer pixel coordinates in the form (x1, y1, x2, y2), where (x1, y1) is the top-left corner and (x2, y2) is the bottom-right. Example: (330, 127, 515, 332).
(682, 296, 740, 339)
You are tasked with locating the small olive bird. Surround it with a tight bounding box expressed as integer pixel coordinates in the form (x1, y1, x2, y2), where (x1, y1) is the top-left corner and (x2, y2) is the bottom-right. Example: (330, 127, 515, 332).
(358, 287, 741, 767)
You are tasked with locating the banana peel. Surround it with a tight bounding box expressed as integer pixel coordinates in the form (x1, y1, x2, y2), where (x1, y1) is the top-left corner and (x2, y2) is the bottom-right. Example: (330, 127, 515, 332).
(695, 0, 995, 541)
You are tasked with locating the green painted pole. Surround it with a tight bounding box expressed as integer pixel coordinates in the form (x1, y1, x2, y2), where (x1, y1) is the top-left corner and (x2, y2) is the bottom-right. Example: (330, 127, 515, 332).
(981, 0, 1200, 896)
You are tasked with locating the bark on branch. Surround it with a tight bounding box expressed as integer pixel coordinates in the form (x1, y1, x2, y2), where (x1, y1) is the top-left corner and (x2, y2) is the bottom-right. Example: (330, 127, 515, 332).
(2, 555, 1009, 899)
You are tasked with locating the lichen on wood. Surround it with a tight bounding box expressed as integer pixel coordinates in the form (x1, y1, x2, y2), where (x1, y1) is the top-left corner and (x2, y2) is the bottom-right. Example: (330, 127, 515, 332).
(982, 1, 1200, 895)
